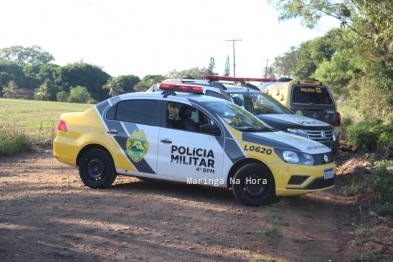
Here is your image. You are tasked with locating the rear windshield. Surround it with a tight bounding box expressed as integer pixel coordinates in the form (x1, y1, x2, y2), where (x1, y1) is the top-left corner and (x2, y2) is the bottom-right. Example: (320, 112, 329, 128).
(291, 85, 333, 105)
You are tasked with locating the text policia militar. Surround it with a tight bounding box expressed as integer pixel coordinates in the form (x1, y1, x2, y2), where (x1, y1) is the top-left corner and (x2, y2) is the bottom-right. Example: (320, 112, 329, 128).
(170, 145, 215, 167)
(187, 177, 268, 187)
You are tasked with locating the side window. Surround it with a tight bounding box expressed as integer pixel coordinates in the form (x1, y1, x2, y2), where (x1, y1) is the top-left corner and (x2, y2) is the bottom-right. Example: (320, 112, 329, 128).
(206, 90, 227, 100)
(165, 102, 213, 133)
(106, 105, 116, 120)
(116, 100, 158, 125)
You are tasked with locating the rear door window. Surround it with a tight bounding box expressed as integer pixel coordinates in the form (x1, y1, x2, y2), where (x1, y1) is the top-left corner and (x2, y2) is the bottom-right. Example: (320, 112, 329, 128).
(291, 86, 333, 105)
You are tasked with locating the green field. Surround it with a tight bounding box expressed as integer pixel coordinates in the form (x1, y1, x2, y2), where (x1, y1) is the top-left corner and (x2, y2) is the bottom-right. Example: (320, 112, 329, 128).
(0, 98, 93, 142)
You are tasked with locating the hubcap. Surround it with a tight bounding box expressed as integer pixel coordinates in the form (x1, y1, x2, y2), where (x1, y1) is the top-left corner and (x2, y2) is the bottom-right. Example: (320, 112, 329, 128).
(242, 173, 266, 197)
(86, 157, 106, 180)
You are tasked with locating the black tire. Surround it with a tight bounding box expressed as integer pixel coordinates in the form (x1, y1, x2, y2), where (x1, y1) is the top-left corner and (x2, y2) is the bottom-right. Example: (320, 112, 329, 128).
(232, 163, 275, 206)
(79, 149, 117, 189)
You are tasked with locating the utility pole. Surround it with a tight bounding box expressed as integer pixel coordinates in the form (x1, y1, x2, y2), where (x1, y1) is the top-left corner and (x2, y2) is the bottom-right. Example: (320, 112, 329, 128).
(262, 59, 271, 78)
(226, 39, 242, 76)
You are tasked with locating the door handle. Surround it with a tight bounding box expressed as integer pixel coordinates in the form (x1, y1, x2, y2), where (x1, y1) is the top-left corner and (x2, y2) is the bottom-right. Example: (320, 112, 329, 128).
(160, 139, 172, 144)
(107, 129, 118, 134)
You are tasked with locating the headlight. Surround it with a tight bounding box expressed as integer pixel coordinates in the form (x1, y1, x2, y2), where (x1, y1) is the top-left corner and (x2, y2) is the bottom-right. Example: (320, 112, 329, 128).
(287, 128, 308, 138)
(275, 148, 315, 166)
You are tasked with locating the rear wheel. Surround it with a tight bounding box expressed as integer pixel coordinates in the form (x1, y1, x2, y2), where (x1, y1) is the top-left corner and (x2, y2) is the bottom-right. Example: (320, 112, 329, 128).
(79, 149, 117, 188)
(232, 163, 275, 206)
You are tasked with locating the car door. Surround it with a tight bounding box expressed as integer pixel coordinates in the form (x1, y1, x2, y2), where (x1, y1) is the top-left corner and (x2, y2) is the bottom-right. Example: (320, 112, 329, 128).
(103, 98, 160, 176)
(157, 101, 225, 185)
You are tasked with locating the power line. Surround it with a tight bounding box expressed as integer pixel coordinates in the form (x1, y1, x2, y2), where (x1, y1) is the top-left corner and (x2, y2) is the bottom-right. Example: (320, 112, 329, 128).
(226, 39, 242, 77)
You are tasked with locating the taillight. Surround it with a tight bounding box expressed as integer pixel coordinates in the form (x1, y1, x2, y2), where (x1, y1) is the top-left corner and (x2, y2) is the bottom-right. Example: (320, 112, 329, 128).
(336, 112, 341, 126)
(57, 119, 68, 132)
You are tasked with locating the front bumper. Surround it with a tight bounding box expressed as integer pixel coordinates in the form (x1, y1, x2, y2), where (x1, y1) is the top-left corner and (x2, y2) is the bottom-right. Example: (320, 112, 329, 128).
(269, 161, 336, 196)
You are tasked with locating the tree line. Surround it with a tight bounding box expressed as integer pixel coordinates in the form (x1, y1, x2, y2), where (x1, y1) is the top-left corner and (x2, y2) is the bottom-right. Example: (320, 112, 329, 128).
(0, 46, 225, 103)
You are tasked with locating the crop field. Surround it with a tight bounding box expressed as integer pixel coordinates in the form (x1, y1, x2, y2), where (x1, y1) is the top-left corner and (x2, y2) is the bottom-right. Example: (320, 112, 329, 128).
(0, 98, 93, 142)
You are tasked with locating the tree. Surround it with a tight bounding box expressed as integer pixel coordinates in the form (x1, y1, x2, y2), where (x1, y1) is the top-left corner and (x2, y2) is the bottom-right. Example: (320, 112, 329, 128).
(166, 67, 209, 79)
(116, 75, 141, 93)
(141, 75, 165, 85)
(271, 47, 298, 78)
(0, 45, 54, 66)
(103, 77, 124, 97)
(207, 57, 215, 75)
(58, 62, 110, 101)
(267, 0, 393, 90)
(223, 55, 230, 76)
(34, 79, 55, 101)
(134, 81, 150, 92)
(0, 62, 27, 89)
(2, 80, 19, 98)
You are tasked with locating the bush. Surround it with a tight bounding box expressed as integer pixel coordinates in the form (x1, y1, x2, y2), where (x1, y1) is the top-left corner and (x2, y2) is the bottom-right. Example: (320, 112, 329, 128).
(67, 86, 92, 103)
(87, 99, 97, 104)
(377, 202, 393, 216)
(56, 91, 69, 102)
(346, 120, 380, 152)
(0, 129, 33, 156)
(371, 160, 393, 204)
(345, 119, 393, 153)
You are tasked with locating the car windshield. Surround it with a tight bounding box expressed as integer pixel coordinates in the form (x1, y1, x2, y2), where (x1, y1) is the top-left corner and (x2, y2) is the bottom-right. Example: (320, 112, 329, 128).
(229, 92, 292, 115)
(202, 100, 273, 132)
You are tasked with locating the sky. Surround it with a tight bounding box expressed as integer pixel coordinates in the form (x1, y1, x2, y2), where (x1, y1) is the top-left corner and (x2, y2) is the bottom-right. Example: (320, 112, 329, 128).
(0, 0, 340, 79)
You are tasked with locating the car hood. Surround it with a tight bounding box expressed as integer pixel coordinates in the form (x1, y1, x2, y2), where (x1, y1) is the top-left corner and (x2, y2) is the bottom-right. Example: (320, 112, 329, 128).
(242, 131, 330, 154)
(256, 114, 333, 130)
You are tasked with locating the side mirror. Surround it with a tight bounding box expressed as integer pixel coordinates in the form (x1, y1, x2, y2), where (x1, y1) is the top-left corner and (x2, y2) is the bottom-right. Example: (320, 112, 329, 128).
(199, 124, 221, 136)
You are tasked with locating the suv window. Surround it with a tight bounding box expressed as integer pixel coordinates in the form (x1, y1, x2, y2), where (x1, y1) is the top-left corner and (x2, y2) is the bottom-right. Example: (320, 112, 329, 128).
(291, 86, 333, 105)
(108, 100, 158, 125)
(229, 92, 292, 115)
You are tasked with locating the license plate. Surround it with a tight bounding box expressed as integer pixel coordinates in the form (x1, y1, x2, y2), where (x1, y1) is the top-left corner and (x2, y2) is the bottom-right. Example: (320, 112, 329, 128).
(324, 168, 334, 179)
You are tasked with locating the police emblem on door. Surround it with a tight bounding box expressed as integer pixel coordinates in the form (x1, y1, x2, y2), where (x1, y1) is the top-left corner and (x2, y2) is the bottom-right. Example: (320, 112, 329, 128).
(126, 129, 149, 162)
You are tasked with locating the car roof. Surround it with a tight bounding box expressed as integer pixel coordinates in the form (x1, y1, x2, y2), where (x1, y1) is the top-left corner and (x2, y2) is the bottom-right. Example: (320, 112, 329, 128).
(116, 91, 228, 103)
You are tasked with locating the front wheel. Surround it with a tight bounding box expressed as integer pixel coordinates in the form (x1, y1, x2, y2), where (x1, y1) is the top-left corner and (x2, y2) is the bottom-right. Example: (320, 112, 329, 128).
(79, 149, 117, 189)
(232, 163, 275, 206)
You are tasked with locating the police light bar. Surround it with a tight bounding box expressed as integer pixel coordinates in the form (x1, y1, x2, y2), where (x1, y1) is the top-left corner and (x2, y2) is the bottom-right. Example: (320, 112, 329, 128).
(159, 83, 204, 93)
(201, 74, 277, 82)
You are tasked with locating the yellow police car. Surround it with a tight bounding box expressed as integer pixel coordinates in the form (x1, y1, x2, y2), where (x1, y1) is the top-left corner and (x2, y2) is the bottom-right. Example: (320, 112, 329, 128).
(53, 84, 336, 206)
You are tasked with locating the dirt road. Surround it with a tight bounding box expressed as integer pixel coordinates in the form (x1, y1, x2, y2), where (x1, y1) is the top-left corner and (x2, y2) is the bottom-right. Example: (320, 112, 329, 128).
(0, 148, 378, 261)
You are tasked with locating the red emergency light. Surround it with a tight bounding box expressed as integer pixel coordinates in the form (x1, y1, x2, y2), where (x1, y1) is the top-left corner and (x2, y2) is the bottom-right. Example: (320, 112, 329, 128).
(159, 83, 204, 93)
(201, 74, 277, 82)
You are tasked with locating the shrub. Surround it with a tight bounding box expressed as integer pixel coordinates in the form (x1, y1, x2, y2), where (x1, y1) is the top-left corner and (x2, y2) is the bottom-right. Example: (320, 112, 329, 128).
(377, 202, 393, 216)
(87, 99, 97, 104)
(371, 160, 393, 204)
(67, 86, 92, 103)
(0, 129, 33, 156)
(56, 91, 69, 102)
(346, 120, 379, 152)
(345, 119, 393, 153)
